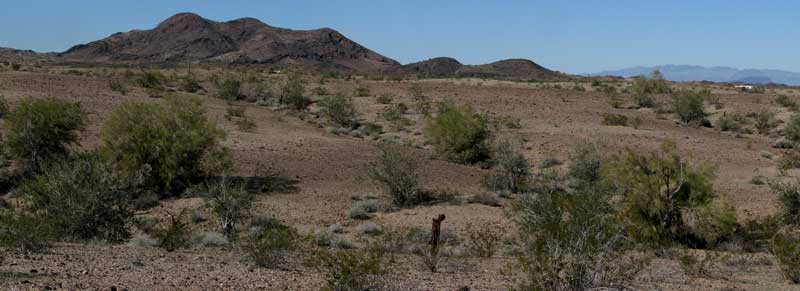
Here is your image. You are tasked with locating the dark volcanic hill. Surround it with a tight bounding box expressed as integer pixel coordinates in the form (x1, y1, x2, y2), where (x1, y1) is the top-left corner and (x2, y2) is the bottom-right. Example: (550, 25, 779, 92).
(59, 13, 399, 73)
(395, 57, 567, 81)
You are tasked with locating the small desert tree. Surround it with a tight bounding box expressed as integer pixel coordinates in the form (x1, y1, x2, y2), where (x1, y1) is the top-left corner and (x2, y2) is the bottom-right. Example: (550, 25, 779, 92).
(672, 89, 710, 125)
(319, 95, 358, 128)
(100, 94, 227, 194)
(5, 97, 84, 173)
(367, 146, 420, 207)
(204, 178, 253, 238)
(423, 103, 490, 164)
(280, 73, 310, 110)
(482, 138, 529, 193)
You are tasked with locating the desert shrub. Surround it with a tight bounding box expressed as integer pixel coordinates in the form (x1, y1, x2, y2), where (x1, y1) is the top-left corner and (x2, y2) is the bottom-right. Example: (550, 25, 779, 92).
(348, 206, 371, 220)
(100, 94, 227, 193)
(137, 71, 163, 88)
(602, 113, 628, 126)
(20, 154, 132, 242)
(776, 95, 799, 111)
(465, 223, 501, 257)
(309, 244, 393, 291)
(109, 80, 129, 95)
(376, 93, 393, 104)
(771, 228, 800, 283)
(6, 97, 84, 173)
(633, 94, 655, 108)
(600, 141, 735, 247)
(632, 70, 671, 95)
(567, 143, 603, 189)
(778, 151, 800, 173)
(216, 76, 242, 100)
(203, 178, 253, 237)
(358, 222, 383, 235)
(423, 103, 490, 164)
(770, 180, 800, 226)
(686, 200, 738, 248)
(0, 95, 8, 118)
(179, 74, 201, 93)
(194, 231, 230, 247)
(0, 211, 54, 253)
(715, 112, 747, 133)
(511, 170, 644, 291)
(672, 89, 709, 124)
(280, 73, 309, 110)
(608, 95, 624, 108)
(353, 86, 370, 97)
(367, 146, 420, 207)
(225, 106, 246, 119)
(319, 95, 358, 128)
(153, 211, 193, 252)
(236, 117, 257, 132)
(243, 220, 299, 268)
(678, 249, 729, 278)
(468, 193, 501, 207)
(11, 63, 21, 71)
(382, 103, 413, 131)
(349, 199, 381, 219)
(784, 114, 800, 143)
(481, 138, 529, 193)
(311, 86, 329, 96)
(753, 111, 777, 135)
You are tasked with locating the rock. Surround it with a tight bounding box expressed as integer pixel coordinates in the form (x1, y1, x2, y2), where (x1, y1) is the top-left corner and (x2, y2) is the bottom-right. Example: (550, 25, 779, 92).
(773, 138, 794, 149)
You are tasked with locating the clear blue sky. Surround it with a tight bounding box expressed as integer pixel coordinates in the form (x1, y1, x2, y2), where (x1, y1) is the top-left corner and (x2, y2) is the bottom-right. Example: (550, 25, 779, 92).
(1, 0, 797, 74)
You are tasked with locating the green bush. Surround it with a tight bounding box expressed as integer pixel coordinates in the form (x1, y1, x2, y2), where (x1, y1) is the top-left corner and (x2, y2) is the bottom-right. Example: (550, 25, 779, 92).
(715, 113, 746, 133)
(672, 89, 709, 124)
(777, 95, 799, 111)
(631, 70, 670, 108)
(784, 114, 800, 143)
(153, 211, 193, 252)
(770, 180, 800, 227)
(216, 76, 242, 100)
(376, 93, 393, 104)
(0, 211, 55, 253)
(309, 244, 393, 291)
(204, 178, 253, 237)
(367, 146, 420, 207)
(600, 141, 734, 247)
(180, 74, 202, 93)
(481, 138, 529, 193)
(753, 111, 777, 135)
(771, 228, 800, 283)
(20, 154, 133, 242)
(382, 104, 412, 131)
(6, 97, 84, 172)
(423, 103, 490, 164)
(109, 80, 129, 95)
(236, 117, 257, 132)
(100, 94, 227, 193)
(353, 86, 370, 97)
(243, 220, 299, 268)
(280, 74, 309, 110)
(567, 143, 602, 188)
(319, 95, 358, 128)
(137, 71, 164, 89)
(602, 113, 628, 126)
(511, 170, 643, 291)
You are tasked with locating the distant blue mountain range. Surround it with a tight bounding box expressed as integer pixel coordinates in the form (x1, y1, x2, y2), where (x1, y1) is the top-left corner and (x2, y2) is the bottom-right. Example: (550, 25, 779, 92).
(592, 65, 800, 86)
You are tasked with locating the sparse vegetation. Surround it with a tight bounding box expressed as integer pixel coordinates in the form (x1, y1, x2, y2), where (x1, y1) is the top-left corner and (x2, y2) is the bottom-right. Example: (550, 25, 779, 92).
(110, 80, 129, 95)
(280, 73, 310, 110)
(672, 89, 709, 125)
(309, 244, 393, 291)
(376, 93, 393, 104)
(601, 113, 629, 126)
(367, 146, 421, 207)
(777, 95, 799, 111)
(715, 112, 747, 133)
(203, 178, 253, 238)
(353, 86, 370, 97)
(319, 95, 358, 128)
(481, 138, 529, 193)
(153, 211, 193, 252)
(423, 103, 490, 164)
(243, 219, 299, 268)
(216, 75, 242, 100)
(784, 114, 800, 143)
(753, 110, 777, 135)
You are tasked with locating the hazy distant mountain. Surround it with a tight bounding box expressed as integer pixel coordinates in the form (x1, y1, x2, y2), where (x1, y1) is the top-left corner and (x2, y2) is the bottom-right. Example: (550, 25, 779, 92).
(593, 65, 800, 86)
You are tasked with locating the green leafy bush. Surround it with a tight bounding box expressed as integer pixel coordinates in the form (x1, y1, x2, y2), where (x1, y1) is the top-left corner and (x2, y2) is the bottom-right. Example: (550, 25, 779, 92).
(280, 73, 309, 110)
(0, 211, 54, 253)
(600, 141, 735, 247)
(376, 93, 393, 104)
(770, 180, 800, 227)
(153, 211, 193, 252)
(715, 112, 747, 133)
(771, 228, 800, 283)
(672, 89, 709, 125)
(243, 220, 300, 268)
(100, 94, 227, 193)
(423, 103, 490, 164)
(481, 138, 529, 193)
(602, 113, 629, 126)
(137, 71, 164, 89)
(777, 95, 799, 111)
(20, 154, 133, 242)
(353, 86, 370, 97)
(309, 244, 393, 291)
(180, 74, 202, 93)
(6, 97, 84, 172)
(511, 170, 644, 291)
(216, 76, 242, 100)
(382, 103, 412, 131)
(109, 80, 129, 95)
(367, 146, 420, 207)
(753, 110, 777, 135)
(784, 114, 800, 143)
(319, 95, 358, 128)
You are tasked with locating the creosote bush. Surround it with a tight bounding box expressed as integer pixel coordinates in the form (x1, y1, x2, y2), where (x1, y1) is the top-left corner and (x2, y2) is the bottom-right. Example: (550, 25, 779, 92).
(280, 73, 310, 110)
(216, 76, 242, 100)
(423, 103, 490, 164)
(771, 228, 800, 283)
(0, 211, 55, 253)
(100, 94, 227, 194)
(776, 95, 799, 111)
(753, 110, 777, 135)
(601, 113, 628, 126)
(308, 243, 393, 291)
(672, 89, 710, 125)
(153, 211, 193, 252)
(6, 97, 84, 173)
(784, 114, 800, 143)
(204, 178, 253, 238)
(319, 95, 358, 128)
(243, 219, 300, 268)
(20, 154, 133, 242)
(367, 146, 421, 207)
(481, 138, 529, 193)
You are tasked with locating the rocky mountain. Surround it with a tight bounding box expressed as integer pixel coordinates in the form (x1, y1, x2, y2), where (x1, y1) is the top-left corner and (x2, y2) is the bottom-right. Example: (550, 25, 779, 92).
(394, 57, 567, 81)
(593, 64, 800, 86)
(59, 13, 399, 73)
